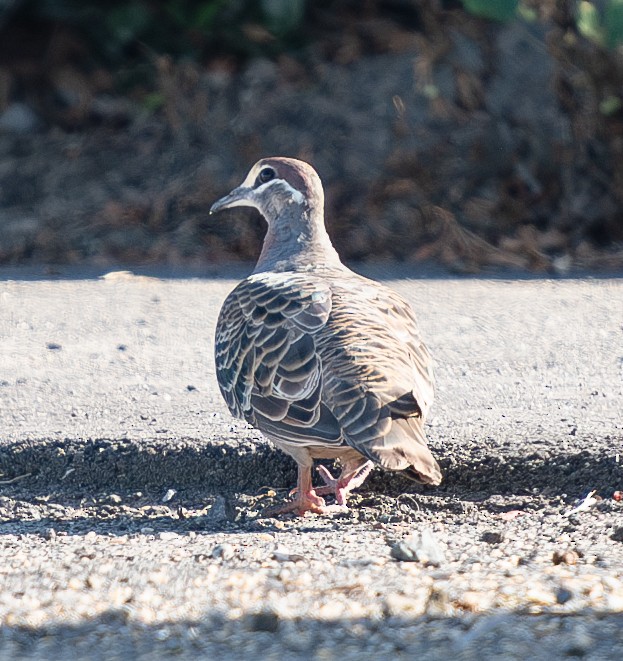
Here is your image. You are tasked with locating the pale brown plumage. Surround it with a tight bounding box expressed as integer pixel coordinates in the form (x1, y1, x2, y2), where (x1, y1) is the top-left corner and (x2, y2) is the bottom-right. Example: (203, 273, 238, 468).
(211, 157, 441, 514)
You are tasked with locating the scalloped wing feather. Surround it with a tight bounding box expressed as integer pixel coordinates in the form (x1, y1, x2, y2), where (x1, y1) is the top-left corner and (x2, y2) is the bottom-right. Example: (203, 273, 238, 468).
(215, 272, 342, 445)
(215, 270, 440, 482)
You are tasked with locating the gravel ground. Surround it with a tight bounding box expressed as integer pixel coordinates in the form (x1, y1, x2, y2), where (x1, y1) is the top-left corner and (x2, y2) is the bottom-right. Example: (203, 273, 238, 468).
(0, 266, 622, 659)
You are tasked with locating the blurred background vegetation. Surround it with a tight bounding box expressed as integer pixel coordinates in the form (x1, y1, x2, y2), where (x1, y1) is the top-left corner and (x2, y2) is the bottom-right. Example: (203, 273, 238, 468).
(3, 1, 623, 62)
(0, 0, 622, 271)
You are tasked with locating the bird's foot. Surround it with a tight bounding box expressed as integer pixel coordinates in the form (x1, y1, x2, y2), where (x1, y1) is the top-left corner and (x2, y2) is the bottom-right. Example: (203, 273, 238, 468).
(316, 461, 374, 506)
(263, 489, 331, 517)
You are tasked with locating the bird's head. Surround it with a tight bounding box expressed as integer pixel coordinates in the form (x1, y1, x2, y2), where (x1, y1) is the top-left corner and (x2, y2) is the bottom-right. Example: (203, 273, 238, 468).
(210, 157, 324, 222)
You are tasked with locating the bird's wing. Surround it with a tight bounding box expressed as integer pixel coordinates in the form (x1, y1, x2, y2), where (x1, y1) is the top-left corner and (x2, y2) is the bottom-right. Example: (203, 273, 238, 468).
(215, 272, 342, 446)
(317, 278, 441, 484)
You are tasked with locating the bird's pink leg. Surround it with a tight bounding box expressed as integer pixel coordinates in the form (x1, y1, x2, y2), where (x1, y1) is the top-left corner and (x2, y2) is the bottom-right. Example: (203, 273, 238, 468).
(316, 460, 374, 506)
(265, 463, 327, 516)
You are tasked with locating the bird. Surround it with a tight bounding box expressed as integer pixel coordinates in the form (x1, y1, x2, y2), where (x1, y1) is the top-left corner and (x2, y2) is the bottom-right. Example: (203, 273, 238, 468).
(211, 157, 441, 515)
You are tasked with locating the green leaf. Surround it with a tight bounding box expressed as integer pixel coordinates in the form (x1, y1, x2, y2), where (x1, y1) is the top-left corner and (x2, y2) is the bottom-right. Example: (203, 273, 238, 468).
(462, 0, 519, 22)
(422, 83, 439, 100)
(517, 3, 538, 22)
(105, 2, 151, 47)
(577, 1, 605, 46)
(605, 0, 623, 48)
(599, 94, 622, 115)
(261, 0, 306, 36)
(194, 0, 227, 30)
(143, 92, 165, 113)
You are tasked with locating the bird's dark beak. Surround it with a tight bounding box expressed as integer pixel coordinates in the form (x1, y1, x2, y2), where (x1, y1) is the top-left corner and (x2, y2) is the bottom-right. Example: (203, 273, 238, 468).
(210, 186, 253, 214)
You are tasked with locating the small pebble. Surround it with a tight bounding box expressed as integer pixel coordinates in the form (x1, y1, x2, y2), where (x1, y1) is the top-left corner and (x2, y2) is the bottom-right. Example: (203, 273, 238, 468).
(556, 587, 574, 604)
(205, 496, 228, 522)
(158, 532, 180, 542)
(87, 574, 104, 590)
(390, 528, 445, 566)
(211, 543, 235, 561)
(109, 535, 128, 545)
(384, 591, 429, 617)
(67, 577, 82, 590)
(481, 531, 504, 544)
(247, 611, 279, 632)
(317, 601, 346, 620)
(456, 590, 493, 612)
(526, 587, 557, 606)
(162, 488, 177, 503)
(553, 549, 579, 565)
(611, 527, 623, 542)
(272, 547, 305, 563)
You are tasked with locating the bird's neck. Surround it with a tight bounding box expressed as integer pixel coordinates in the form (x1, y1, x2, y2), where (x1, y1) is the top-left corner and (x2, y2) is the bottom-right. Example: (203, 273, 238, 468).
(254, 206, 343, 274)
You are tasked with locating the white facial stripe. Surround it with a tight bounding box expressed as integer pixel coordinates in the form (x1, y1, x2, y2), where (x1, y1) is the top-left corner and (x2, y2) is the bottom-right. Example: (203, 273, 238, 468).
(241, 168, 259, 188)
(258, 178, 305, 204)
(222, 196, 259, 210)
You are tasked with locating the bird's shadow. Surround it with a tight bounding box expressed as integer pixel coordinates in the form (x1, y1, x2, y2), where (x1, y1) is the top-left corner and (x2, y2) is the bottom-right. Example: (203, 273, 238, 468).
(0, 436, 619, 495)
(0, 436, 619, 538)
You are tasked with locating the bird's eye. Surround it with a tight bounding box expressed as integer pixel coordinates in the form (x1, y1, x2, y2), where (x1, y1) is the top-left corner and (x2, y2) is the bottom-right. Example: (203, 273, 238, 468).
(256, 167, 276, 186)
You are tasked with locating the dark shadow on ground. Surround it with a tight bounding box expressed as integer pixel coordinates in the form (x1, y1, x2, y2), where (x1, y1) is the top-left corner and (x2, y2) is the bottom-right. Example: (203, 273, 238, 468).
(0, 436, 620, 539)
(0, 436, 619, 497)
(0, 609, 621, 659)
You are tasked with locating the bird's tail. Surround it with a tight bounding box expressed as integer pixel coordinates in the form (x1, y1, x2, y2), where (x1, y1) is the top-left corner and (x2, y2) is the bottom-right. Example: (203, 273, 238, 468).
(361, 416, 442, 486)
